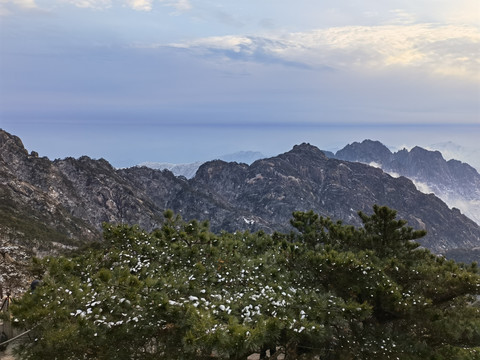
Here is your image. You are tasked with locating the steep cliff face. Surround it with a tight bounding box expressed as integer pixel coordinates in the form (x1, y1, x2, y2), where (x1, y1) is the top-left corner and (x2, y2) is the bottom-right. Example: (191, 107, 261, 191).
(52, 157, 166, 231)
(187, 143, 480, 253)
(1, 130, 480, 258)
(0, 131, 99, 251)
(333, 140, 480, 225)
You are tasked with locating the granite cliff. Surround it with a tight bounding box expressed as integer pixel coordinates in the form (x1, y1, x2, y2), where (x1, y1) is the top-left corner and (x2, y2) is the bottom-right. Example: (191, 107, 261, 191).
(1, 130, 480, 267)
(334, 139, 480, 226)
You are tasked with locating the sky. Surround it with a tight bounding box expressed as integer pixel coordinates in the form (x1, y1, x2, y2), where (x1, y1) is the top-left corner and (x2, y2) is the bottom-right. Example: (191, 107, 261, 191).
(0, 0, 479, 168)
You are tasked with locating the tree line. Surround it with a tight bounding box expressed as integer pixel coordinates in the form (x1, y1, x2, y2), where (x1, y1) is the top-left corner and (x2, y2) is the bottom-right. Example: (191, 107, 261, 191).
(7, 205, 480, 359)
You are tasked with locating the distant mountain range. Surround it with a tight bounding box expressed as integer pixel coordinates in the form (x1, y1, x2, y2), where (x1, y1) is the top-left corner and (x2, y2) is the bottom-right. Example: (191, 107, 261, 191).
(138, 151, 265, 178)
(427, 141, 480, 172)
(141, 141, 480, 227)
(331, 140, 480, 226)
(1, 129, 479, 266)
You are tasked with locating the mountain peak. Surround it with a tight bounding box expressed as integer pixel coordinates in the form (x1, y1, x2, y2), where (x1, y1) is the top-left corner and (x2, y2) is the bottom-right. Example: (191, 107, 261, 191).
(2, 130, 480, 263)
(288, 143, 328, 158)
(409, 146, 444, 161)
(292, 142, 317, 150)
(335, 139, 392, 165)
(0, 128, 29, 157)
(333, 140, 480, 226)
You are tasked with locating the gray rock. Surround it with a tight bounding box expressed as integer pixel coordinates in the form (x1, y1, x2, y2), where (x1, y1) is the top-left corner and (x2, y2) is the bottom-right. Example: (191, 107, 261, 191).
(1, 130, 479, 258)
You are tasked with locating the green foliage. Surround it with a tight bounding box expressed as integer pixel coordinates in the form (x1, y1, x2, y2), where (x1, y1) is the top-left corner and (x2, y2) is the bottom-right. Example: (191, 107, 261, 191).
(357, 205, 425, 257)
(10, 206, 480, 359)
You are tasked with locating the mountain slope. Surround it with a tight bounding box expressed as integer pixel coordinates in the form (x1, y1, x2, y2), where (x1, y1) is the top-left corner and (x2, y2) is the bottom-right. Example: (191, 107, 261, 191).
(0, 131, 100, 251)
(1, 130, 479, 258)
(429, 141, 480, 172)
(334, 140, 480, 225)
(187, 144, 480, 253)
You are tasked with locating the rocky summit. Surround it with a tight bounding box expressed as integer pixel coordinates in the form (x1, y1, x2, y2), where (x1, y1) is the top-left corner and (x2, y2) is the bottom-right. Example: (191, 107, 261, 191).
(333, 139, 480, 226)
(1, 130, 480, 265)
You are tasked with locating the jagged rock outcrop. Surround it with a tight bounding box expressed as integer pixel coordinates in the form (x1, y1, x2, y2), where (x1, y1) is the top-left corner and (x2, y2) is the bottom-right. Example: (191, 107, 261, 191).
(1, 130, 480, 261)
(186, 143, 480, 253)
(332, 140, 480, 225)
(335, 139, 393, 165)
(0, 131, 99, 251)
(138, 151, 265, 179)
(0, 239, 33, 297)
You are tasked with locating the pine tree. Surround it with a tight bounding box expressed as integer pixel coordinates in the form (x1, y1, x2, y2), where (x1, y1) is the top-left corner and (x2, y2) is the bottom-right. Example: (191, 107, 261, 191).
(9, 206, 480, 359)
(357, 204, 425, 257)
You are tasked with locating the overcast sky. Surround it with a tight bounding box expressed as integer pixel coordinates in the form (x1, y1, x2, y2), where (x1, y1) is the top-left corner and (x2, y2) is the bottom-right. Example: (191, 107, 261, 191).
(1, 0, 479, 167)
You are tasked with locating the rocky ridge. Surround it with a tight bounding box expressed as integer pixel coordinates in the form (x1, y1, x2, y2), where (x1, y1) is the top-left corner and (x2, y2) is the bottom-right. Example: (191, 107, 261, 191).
(333, 140, 480, 225)
(1, 129, 480, 273)
(138, 151, 265, 179)
(187, 144, 480, 253)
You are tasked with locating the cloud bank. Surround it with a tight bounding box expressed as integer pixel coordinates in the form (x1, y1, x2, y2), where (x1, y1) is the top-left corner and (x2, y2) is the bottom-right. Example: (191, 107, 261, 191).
(1, 0, 479, 166)
(170, 24, 480, 81)
(0, 0, 191, 13)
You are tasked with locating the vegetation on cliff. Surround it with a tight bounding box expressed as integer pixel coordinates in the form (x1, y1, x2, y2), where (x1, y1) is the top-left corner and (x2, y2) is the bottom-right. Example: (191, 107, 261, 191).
(9, 206, 480, 359)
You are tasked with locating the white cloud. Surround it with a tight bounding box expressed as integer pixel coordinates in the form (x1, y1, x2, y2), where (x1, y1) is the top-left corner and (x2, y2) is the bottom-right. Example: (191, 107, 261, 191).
(126, 0, 152, 11)
(421, 0, 480, 26)
(10, 0, 36, 8)
(409, 177, 480, 225)
(0, 0, 192, 12)
(445, 198, 480, 225)
(64, 0, 192, 12)
(65, 0, 111, 10)
(276, 25, 480, 79)
(0, 0, 37, 15)
(160, 0, 191, 13)
(412, 180, 434, 194)
(388, 9, 417, 25)
(386, 171, 401, 178)
(171, 35, 253, 52)
(123, 0, 193, 12)
(172, 24, 480, 81)
(368, 161, 382, 168)
(427, 142, 480, 172)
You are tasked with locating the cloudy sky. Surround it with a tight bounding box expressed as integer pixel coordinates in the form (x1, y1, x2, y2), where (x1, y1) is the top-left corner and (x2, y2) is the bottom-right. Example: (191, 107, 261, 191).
(1, 0, 479, 167)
